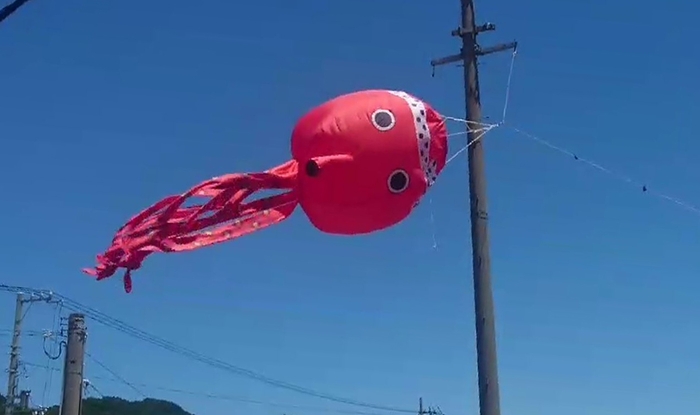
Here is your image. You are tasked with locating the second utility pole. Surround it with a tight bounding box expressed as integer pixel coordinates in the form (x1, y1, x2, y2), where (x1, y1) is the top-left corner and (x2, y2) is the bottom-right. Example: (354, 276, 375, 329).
(4, 294, 24, 415)
(60, 313, 87, 415)
(431, 2, 517, 415)
(4, 291, 59, 415)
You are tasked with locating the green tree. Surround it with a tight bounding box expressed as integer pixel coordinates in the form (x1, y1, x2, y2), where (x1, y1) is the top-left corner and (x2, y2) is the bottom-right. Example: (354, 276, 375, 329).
(0, 395, 41, 415)
(3, 394, 194, 415)
(44, 397, 194, 415)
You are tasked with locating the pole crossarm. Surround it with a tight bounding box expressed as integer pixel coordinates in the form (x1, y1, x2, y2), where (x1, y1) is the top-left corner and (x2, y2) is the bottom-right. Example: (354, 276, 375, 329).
(430, 53, 463, 67)
(477, 42, 517, 57)
(431, 42, 517, 68)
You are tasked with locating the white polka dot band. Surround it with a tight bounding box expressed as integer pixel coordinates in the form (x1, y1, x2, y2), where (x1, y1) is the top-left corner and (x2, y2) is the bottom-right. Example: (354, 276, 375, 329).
(388, 90, 438, 187)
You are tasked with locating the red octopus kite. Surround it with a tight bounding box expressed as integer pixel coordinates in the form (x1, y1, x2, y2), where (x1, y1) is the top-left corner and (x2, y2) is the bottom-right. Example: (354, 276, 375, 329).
(85, 90, 449, 292)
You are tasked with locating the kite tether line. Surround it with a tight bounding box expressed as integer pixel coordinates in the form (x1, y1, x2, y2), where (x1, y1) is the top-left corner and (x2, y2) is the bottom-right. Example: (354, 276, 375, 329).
(453, 47, 700, 220)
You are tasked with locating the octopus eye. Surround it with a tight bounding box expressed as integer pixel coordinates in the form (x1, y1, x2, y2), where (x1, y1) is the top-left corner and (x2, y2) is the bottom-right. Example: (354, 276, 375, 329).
(387, 169, 409, 193)
(371, 109, 395, 131)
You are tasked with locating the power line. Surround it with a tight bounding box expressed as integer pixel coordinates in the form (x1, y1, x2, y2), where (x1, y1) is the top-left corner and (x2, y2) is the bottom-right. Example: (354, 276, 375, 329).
(83, 380, 104, 399)
(0, 285, 415, 413)
(0, 0, 34, 25)
(84, 351, 146, 398)
(41, 303, 63, 408)
(23, 362, 401, 415)
(0, 329, 44, 337)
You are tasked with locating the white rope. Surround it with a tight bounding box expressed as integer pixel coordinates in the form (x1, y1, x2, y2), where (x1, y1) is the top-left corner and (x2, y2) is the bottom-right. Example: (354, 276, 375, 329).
(442, 115, 493, 127)
(509, 126, 700, 216)
(445, 125, 497, 165)
(441, 46, 700, 224)
(441, 49, 518, 163)
(447, 125, 495, 139)
(500, 50, 518, 124)
(425, 52, 518, 250)
(440, 47, 519, 158)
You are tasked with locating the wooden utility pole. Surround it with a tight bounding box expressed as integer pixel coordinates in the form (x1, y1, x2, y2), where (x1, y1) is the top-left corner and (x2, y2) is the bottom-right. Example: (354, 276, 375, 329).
(4, 292, 60, 415)
(4, 294, 24, 415)
(18, 391, 30, 411)
(417, 398, 441, 415)
(60, 314, 87, 415)
(431, 2, 517, 415)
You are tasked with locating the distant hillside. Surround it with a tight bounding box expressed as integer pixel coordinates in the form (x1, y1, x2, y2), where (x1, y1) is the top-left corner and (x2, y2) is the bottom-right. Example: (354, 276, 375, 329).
(2, 395, 193, 415)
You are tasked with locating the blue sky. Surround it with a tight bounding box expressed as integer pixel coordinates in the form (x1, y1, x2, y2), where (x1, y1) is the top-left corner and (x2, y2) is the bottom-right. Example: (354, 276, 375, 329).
(1, 0, 700, 414)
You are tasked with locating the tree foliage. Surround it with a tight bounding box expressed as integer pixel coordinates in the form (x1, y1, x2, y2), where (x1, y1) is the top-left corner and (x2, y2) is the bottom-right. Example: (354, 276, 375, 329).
(1, 395, 193, 415)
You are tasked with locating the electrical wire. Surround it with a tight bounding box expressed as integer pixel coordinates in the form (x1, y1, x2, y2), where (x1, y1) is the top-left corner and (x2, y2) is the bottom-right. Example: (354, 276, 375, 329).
(23, 362, 398, 415)
(84, 351, 146, 398)
(83, 381, 104, 399)
(1, 285, 415, 414)
(0, 329, 43, 336)
(42, 303, 63, 407)
(0, 0, 33, 25)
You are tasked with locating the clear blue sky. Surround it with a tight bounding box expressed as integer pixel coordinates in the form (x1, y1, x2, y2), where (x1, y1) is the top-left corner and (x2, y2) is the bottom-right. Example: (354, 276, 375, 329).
(2, 0, 700, 414)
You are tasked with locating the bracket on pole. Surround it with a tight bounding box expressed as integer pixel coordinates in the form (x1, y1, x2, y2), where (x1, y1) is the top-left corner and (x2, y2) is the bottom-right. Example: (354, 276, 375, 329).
(21, 291, 59, 305)
(451, 22, 496, 37)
